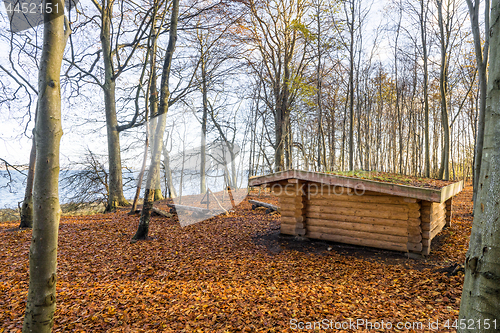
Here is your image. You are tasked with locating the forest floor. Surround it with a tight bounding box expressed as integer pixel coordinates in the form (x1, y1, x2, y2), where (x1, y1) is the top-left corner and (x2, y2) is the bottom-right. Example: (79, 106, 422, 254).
(0, 185, 473, 332)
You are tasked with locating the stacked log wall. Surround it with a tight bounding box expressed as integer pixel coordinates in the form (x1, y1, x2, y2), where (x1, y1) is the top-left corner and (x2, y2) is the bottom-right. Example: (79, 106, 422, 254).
(272, 182, 452, 255)
(305, 188, 420, 253)
(420, 200, 449, 255)
(445, 198, 453, 227)
(272, 181, 307, 236)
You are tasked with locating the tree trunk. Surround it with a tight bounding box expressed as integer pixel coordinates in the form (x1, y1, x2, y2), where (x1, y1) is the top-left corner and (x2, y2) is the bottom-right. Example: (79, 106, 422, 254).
(274, 76, 291, 172)
(130, 118, 149, 213)
(200, 59, 208, 194)
(348, 31, 355, 171)
(133, 0, 179, 240)
(394, 7, 402, 174)
(162, 144, 177, 198)
(420, 0, 431, 178)
(149, 10, 164, 202)
(436, 0, 450, 181)
(19, 132, 36, 229)
(101, 3, 129, 211)
(274, 109, 285, 171)
(130, 20, 155, 213)
(22, 4, 68, 331)
(458, 0, 500, 326)
(466, 0, 489, 203)
(316, 1, 326, 171)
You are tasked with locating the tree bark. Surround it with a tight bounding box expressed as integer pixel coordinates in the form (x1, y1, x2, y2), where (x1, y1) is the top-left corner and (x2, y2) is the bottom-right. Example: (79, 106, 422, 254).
(101, 1, 129, 211)
(19, 132, 36, 229)
(200, 58, 208, 194)
(130, 117, 149, 213)
(315, 0, 326, 171)
(148, 6, 164, 202)
(394, 6, 403, 174)
(420, 0, 431, 178)
(436, 0, 450, 181)
(133, 0, 179, 240)
(22, 3, 68, 331)
(458, 0, 500, 326)
(348, 19, 355, 172)
(162, 144, 177, 198)
(466, 0, 489, 203)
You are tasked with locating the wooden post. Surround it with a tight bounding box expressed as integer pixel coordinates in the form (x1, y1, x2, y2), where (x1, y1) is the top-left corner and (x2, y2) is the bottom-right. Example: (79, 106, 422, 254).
(445, 198, 453, 227)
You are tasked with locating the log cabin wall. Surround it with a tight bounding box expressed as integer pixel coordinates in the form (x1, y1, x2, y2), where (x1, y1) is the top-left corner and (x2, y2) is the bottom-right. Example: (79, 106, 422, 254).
(272, 182, 453, 255)
(272, 181, 307, 237)
(420, 199, 452, 255)
(305, 187, 418, 253)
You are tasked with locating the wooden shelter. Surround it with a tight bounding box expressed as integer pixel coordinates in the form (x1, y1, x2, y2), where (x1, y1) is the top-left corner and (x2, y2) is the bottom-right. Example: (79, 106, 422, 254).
(249, 170, 464, 255)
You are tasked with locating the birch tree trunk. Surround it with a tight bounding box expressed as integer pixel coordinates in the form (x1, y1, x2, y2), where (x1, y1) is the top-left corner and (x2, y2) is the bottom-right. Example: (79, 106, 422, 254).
(348, 14, 355, 172)
(100, 0, 129, 211)
(162, 144, 177, 198)
(130, 117, 149, 213)
(148, 4, 164, 202)
(315, 0, 326, 171)
(436, 0, 450, 181)
(19, 132, 36, 228)
(458, 1, 500, 326)
(200, 58, 208, 194)
(22, 3, 69, 331)
(466, 0, 489, 203)
(133, 0, 179, 240)
(420, 0, 431, 178)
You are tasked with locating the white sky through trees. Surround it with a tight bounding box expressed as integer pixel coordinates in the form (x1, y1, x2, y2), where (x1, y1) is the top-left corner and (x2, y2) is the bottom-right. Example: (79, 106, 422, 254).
(0, 0, 478, 173)
(0, 0, 387, 167)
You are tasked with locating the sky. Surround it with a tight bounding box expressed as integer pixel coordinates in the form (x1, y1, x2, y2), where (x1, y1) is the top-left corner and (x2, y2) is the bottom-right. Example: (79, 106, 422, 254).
(0, 0, 388, 169)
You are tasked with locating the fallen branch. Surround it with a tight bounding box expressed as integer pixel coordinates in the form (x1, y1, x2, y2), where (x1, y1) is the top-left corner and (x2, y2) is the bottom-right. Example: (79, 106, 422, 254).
(249, 200, 279, 214)
(209, 189, 228, 215)
(167, 203, 223, 215)
(152, 207, 173, 218)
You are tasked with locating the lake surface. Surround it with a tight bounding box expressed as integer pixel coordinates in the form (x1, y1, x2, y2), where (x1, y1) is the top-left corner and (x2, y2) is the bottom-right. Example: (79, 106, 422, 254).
(0, 169, 248, 209)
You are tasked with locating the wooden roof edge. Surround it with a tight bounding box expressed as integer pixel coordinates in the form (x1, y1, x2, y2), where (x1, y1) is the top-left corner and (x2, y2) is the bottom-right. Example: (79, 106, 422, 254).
(440, 180, 464, 203)
(248, 170, 463, 202)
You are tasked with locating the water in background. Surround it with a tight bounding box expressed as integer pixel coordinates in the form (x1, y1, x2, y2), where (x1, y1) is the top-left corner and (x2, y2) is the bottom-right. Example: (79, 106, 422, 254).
(0, 169, 248, 209)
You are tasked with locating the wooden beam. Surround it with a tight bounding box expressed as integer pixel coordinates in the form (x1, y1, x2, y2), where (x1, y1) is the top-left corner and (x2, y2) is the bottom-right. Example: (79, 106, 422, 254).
(307, 205, 409, 220)
(306, 199, 412, 213)
(306, 211, 408, 226)
(440, 180, 464, 202)
(407, 242, 423, 252)
(421, 202, 446, 215)
(422, 218, 446, 239)
(306, 232, 408, 252)
(307, 225, 408, 244)
(408, 218, 421, 226)
(307, 193, 415, 205)
(281, 202, 305, 211)
(306, 218, 408, 237)
(281, 210, 305, 218)
(421, 210, 446, 223)
(280, 224, 296, 235)
(422, 215, 446, 231)
(279, 196, 303, 204)
(281, 216, 305, 224)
